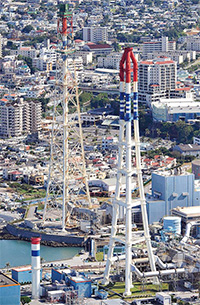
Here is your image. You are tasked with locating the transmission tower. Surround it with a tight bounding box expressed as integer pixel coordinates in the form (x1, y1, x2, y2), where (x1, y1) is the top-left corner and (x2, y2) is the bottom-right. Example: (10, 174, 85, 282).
(43, 4, 91, 231)
(102, 48, 157, 295)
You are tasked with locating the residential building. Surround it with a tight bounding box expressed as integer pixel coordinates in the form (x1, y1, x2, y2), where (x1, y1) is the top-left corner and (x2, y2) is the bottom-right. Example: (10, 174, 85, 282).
(75, 50, 93, 65)
(152, 98, 200, 122)
(138, 57, 177, 104)
(17, 46, 38, 59)
(146, 50, 196, 64)
(186, 36, 200, 51)
(173, 144, 200, 157)
(32, 56, 52, 71)
(0, 98, 41, 138)
(98, 52, 122, 69)
(83, 43, 113, 55)
(83, 27, 108, 43)
(142, 37, 176, 55)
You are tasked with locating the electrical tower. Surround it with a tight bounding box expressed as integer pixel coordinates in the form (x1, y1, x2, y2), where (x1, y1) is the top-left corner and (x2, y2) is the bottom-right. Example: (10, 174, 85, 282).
(43, 4, 91, 231)
(102, 48, 157, 295)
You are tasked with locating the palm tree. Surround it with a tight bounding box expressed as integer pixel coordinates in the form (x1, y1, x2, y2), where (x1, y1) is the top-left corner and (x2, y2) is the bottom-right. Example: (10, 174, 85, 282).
(5, 262, 10, 272)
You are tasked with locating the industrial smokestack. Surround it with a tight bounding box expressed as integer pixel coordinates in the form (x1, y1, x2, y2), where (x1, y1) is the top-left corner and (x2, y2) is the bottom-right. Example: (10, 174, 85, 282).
(31, 237, 41, 299)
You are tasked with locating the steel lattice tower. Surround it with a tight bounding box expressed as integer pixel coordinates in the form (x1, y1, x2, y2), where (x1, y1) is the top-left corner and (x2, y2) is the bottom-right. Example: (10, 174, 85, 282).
(102, 48, 157, 295)
(43, 4, 91, 231)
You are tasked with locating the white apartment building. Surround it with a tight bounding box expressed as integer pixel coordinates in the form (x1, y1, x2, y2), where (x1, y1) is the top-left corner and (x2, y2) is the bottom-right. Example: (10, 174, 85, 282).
(17, 46, 38, 59)
(186, 36, 200, 51)
(32, 56, 52, 71)
(147, 50, 196, 64)
(0, 99, 42, 138)
(142, 37, 176, 55)
(138, 57, 177, 105)
(40, 48, 57, 66)
(83, 27, 108, 43)
(98, 52, 139, 70)
(75, 50, 93, 65)
(98, 52, 122, 69)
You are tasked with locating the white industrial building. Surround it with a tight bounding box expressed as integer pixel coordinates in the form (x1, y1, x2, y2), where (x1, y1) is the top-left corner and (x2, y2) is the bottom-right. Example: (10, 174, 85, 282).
(83, 26, 108, 43)
(152, 98, 200, 122)
(138, 57, 177, 105)
(89, 177, 136, 195)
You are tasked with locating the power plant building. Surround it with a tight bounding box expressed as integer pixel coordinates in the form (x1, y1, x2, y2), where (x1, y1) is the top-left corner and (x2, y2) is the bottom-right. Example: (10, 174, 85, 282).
(12, 266, 42, 284)
(146, 171, 199, 224)
(0, 273, 20, 305)
(152, 98, 200, 122)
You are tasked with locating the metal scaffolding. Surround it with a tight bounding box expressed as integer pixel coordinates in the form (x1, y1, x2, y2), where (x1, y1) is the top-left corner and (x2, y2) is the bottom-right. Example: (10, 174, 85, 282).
(43, 4, 91, 231)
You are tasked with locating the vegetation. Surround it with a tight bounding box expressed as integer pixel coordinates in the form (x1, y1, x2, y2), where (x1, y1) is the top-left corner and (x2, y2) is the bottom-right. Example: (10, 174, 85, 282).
(96, 251, 104, 262)
(21, 296, 31, 305)
(8, 183, 46, 199)
(102, 281, 169, 298)
(139, 105, 200, 144)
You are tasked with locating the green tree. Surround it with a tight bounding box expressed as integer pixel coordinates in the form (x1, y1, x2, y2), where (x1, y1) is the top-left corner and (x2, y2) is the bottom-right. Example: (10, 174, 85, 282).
(21, 296, 31, 305)
(22, 25, 34, 33)
(5, 262, 10, 271)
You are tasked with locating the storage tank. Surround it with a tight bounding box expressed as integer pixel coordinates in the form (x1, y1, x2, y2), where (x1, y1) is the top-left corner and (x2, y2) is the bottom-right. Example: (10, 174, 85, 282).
(163, 216, 181, 235)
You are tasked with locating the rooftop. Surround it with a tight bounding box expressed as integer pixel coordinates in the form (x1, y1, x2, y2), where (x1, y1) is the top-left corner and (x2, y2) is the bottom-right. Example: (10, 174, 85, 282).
(0, 273, 19, 287)
(172, 206, 200, 217)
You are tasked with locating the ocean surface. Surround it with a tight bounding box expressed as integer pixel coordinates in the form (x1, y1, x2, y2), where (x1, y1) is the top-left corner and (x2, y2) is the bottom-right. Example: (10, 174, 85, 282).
(0, 239, 82, 268)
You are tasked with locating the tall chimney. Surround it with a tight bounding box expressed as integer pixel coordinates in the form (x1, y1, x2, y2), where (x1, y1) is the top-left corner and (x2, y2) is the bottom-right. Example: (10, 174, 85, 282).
(31, 237, 41, 299)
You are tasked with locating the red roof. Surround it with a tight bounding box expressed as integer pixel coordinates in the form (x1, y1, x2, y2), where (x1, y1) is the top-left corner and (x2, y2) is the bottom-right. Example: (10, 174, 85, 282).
(75, 39, 83, 43)
(155, 60, 174, 64)
(140, 61, 153, 65)
(10, 171, 22, 175)
(87, 44, 112, 49)
(154, 155, 160, 159)
(175, 87, 191, 91)
(150, 84, 159, 87)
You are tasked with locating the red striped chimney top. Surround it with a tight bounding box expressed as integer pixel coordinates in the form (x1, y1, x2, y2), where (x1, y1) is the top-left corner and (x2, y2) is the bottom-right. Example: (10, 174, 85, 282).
(31, 237, 41, 244)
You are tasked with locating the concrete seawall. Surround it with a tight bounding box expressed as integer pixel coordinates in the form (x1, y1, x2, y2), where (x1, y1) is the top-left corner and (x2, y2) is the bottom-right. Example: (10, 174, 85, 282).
(6, 224, 85, 246)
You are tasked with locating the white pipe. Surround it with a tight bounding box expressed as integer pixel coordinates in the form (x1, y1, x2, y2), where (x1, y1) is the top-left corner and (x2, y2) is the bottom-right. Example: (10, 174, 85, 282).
(102, 120, 125, 285)
(62, 56, 68, 231)
(131, 264, 185, 279)
(154, 255, 175, 269)
(125, 119, 132, 296)
(134, 119, 158, 284)
(181, 222, 195, 244)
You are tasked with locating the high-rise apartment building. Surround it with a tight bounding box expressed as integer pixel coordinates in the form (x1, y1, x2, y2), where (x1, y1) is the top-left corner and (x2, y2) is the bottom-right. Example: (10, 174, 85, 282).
(138, 57, 177, 104)
(142, 37, 176, 55)
(83, 27, 108, 43)
(0, 99, 41, 138)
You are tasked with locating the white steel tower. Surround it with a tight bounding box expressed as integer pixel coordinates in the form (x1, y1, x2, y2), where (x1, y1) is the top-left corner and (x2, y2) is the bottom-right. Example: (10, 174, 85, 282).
(102, 48, 157, 295)
(43, 4, 91, 231)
